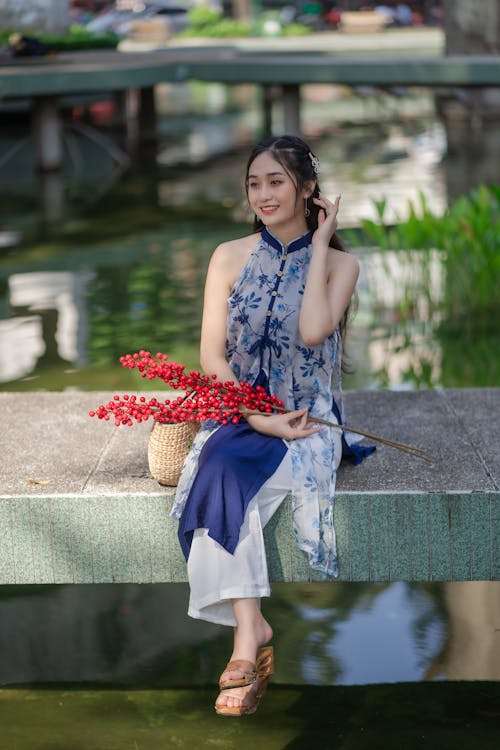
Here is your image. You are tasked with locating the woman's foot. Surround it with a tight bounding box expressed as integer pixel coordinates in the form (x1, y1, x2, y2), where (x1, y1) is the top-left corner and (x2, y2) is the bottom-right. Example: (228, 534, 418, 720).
(215, 671, 271, 716)
(216, 608, 273, 712)
(218, 613, 272, 685)
(215, 647, 274, 715)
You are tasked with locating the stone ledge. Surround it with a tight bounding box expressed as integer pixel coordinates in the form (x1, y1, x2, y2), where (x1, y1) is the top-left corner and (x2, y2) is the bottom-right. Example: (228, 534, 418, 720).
(1, 489, 497, 585)
(0, 389, 498, 584)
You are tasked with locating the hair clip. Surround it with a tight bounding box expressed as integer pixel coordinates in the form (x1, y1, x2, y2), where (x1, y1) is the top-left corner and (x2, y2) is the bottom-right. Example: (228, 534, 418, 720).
(308, 152, 320, 175)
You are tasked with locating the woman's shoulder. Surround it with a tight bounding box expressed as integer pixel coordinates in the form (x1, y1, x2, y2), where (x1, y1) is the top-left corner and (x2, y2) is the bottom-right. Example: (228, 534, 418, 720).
(328, 247, 360, 275)
(206, 232, 261, 288)
(214, 232, 261, 256)
(210, 232, 261, 269)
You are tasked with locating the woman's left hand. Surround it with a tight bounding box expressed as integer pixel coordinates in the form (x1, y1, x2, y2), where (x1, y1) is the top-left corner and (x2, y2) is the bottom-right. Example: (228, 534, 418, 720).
(311, 193, 340, 249)
(245, 408, 322, 441)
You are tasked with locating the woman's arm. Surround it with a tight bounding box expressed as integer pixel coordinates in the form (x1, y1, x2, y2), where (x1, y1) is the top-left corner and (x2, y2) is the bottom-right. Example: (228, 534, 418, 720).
(299, 194, 359, 347)
(200, 242, 240, 385)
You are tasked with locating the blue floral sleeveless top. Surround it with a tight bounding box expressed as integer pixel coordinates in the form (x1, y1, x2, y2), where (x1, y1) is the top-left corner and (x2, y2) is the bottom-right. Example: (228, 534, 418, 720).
(171, 227, 372, 578)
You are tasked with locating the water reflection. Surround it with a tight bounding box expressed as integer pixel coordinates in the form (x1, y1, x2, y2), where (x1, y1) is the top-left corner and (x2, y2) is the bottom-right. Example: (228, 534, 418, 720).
(317, 121, 447, 228)
(346, 238, 500, 389)
(319, 583, 445, 685)
(1, 271, 92, 382)
(350, 248, 445, 389)
(429, 582, 500, 681)
(1, 94, 499, 389)
(1, 215, 498, 389)
(0, 582, 498, 687)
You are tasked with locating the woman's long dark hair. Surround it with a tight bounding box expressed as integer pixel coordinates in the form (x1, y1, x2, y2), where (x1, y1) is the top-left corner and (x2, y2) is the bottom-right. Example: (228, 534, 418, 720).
(245, 134, 355, 356)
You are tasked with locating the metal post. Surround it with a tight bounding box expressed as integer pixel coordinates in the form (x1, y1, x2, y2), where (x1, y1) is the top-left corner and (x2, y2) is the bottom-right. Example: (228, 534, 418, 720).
(37, 172, 65, 223)
(261, 84, 274, 137)
(282, 84, 301, 136)
(32, 96, 63, 172)
(113, 90, 128, 132)
(138, 86, 157, 143)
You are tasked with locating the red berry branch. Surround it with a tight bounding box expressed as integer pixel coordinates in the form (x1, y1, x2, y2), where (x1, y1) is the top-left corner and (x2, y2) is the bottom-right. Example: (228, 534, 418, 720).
(89, 350, 434, 463)
(89, 350, 285, 427)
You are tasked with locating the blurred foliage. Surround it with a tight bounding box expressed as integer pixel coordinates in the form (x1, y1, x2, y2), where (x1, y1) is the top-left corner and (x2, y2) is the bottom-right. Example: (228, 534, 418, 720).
(176, 7, 310, 39)
(345, 185, 500, 388)
(282, 22, 311, 36)
(176, 7, 251, 38)
(0, 25, 119, 50)
(351, 185, 500, 334)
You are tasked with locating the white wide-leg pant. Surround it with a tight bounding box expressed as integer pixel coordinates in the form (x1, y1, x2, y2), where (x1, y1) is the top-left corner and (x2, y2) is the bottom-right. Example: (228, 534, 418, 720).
(186, 451, 293, 626)
(186, 427, 341, 626)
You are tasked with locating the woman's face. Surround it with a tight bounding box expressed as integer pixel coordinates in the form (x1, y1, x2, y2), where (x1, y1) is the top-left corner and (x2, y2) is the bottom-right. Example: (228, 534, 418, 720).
(247, 151, 307, 231)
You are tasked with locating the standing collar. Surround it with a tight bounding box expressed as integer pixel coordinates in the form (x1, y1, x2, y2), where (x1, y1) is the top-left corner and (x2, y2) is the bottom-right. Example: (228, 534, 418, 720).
(261, 226, 312, 254)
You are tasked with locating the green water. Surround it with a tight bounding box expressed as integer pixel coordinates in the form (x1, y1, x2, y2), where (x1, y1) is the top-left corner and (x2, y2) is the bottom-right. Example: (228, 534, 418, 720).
(1, 160, 499, 391)
(0, 580, 498, 747)
(1, 683, 499, 750)
(1, 96, 499, 390)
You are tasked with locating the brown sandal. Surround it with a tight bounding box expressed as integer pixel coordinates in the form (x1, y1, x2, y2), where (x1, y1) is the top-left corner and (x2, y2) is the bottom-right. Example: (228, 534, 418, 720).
(215, 646, 274, 717)
(219, 645, 274, 690)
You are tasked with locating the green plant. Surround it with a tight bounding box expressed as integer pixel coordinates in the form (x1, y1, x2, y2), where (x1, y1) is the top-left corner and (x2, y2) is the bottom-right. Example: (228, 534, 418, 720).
(185, 6, 222, 30)
(42, 29, 119, 50)
(176, 7, 250, 38)
(0, 25, 119, 50)
(0, 28, 13, 44)
(282, 23, 311, 36)
(176, 6, 308, 38)
(355, 185, 500, 333)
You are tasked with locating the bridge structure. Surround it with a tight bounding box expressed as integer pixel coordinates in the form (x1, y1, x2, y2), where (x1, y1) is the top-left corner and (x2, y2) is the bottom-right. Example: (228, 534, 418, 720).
(1, 47, 500, 171)
(0, 389, 498, 585)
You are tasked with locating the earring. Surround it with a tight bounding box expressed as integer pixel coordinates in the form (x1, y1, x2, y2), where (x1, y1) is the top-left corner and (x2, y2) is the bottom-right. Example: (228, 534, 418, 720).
(304, 197, 310, 218)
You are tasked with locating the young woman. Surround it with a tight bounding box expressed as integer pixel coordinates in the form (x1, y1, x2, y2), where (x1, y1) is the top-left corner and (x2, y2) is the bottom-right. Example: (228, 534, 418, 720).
(170, 134, 373, 716)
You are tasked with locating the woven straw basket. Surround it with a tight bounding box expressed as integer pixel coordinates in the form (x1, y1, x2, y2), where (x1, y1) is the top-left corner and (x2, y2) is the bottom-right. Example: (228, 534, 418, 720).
(148, 421, 198, 486)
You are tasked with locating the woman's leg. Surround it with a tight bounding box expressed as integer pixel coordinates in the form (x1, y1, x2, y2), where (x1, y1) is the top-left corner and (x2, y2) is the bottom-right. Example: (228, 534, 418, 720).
(187, 452, 292, 625)
(215, 597, 273, 711)
(214, 455, 293, 710)
(186, 499, 276, 626)
(186, 453, 292, 710)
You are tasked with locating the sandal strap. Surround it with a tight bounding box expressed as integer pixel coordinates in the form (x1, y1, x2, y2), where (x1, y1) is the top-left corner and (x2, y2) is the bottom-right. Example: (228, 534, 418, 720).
(221, 659, 256, 680)
(219, 683, 254, 703)
(256, 646, 274, 676)
(219, 646, 274, 688)
(216, 675, 270, 714)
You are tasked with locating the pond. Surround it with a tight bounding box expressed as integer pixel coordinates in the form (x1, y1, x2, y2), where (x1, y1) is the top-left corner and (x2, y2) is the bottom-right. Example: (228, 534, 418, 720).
(0, 581, 498, 748)
(0, 83, 499, 747)
(1, 97, 499, 391)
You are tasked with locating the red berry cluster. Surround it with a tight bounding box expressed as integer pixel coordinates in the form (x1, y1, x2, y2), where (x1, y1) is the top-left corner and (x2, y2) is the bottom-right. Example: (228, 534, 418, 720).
(89, 351, 284, 428)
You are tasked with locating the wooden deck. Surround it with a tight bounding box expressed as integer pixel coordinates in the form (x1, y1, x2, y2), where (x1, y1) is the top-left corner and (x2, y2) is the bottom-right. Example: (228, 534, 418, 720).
(2, 46, 499, 172)
(1, 49, 500, 97)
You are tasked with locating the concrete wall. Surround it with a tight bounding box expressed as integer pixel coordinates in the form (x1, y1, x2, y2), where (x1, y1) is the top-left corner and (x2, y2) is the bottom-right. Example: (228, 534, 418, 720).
(440, 0, 500, 157)
(444, 0, 500, 54)
(0, 0, 70, 33)
(1, 389, 499, 585)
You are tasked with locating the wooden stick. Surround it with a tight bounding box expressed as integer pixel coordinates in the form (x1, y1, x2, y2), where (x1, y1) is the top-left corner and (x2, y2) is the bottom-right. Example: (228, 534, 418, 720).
(240, 408, 434, 463)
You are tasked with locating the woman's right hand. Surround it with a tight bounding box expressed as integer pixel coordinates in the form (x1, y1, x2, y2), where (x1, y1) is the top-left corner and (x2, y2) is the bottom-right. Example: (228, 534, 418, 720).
(245, 409, 322, 441)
